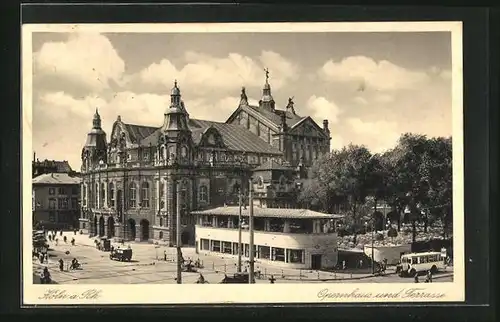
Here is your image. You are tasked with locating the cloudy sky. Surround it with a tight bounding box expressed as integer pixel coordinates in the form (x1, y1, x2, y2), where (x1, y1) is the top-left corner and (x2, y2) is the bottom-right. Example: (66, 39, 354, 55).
(31, 31, 452, 170)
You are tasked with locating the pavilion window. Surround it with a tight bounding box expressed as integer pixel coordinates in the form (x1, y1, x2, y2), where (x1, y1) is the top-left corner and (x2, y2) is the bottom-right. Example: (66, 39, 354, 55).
(287, 249, 304, 263)
(258, 246, 271, 260)
(222, 241, 232, 254)
(289, 219, 313, 234)
(129, 183, 137, 208)
(272, 247, 285, 262)
(141, 182, 150, 208)
(212, 240, 221, 252)
(269, 218, 285, 232)
(201, 239, 210, 250)
(254, 217, 266, 231)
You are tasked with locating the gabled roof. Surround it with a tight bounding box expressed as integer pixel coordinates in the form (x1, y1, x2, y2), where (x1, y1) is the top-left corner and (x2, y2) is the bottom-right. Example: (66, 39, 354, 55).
(189, 119, 281, 155)
(191, 206, 344, 219)
(253, 159, 295, 172)
(116, 119, 282, 155)
(248, 105, 304, 128)
(33, 160, 73, 173)
(122, 123, 158, 144)
(32, 173, 81, 185)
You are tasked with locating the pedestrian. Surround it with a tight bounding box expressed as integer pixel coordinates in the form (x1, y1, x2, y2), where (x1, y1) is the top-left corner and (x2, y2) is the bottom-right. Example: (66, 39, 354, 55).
(39, 253, 44, 264)
(55, 238, 59, 246)
(63, 236, 67, 243)
(414, 274, 419, 283)
(58, 259, 64, 272)
(427, 270, 433, 283)
(269, 275, 276, 284)
(60, 231, 63, 236)
(342, 260, 346, 270)
(164, 250, 167, 261)
(359, 259, 363, 268)
(74, 229, 77, 235)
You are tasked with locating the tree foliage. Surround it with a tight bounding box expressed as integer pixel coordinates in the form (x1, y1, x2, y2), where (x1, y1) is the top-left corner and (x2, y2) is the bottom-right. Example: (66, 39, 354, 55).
(301, 133, 452, 240)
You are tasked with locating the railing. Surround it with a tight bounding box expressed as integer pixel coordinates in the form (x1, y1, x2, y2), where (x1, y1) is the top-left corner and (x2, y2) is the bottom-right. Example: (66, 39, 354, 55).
(196, 224, 337, 236)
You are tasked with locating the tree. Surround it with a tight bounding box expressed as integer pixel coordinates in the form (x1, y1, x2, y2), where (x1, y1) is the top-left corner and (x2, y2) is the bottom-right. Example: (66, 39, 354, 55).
(299, 144, 374, 230)
(382, 133, 430, 242)
(419, 136, 452, 237)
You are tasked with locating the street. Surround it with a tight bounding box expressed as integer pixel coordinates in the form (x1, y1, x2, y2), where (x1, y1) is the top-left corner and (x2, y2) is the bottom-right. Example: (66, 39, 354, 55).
(33, 231, 453, 284)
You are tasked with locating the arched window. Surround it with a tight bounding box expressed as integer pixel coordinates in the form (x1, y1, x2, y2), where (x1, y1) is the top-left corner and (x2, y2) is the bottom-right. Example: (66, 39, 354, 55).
(199, 186, 208, 202)
(159, 217, 163, 227)
(159, 146, 165, 160)
(141, 182, 150, 208)
(159, 181, 165, 209)
(257, 176, 264, 187)
(168, 146, 176, 161)
(82, 185, 87, 206)
(129, 183, 137, 208)
(159, 231, 164, 239)
(109, 182, 115, 207)
(100, 182, 106, 206)
(279, 175, 286, 186)
(180, 145, 188, 158)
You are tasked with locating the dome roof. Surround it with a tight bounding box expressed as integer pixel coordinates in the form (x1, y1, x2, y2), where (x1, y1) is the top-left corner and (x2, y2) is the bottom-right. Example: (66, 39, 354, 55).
(171, 80, 181, 95)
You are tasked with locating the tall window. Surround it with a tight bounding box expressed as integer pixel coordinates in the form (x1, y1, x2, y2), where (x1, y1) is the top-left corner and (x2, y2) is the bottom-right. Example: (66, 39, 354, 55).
(95, 183, 99, 208)
(109, 182, 115, 207)
(58, 198, 68, 209)
(49, 188, 55, 195)
(159, 181, 165, 209)
(141, 182, 150, 208)
(71, 186, 78, 195)
(199, 186, 208, 202)
(129, 183, 137, 208)
(58, 187, 66, 195)
(82, 185, 86, 206)
(100, 183, 106, 207)
(71, 198, 78, 209)
(49, 198, 56, 209)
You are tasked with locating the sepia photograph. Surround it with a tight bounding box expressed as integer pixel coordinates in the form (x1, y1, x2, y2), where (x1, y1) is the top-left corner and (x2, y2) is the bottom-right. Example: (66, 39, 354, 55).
(22, 22, 464, 304)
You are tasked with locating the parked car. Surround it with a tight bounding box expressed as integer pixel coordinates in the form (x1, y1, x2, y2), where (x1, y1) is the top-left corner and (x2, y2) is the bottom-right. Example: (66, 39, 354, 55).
(219, 272, 253, 284)
(109, 248, 132, 262)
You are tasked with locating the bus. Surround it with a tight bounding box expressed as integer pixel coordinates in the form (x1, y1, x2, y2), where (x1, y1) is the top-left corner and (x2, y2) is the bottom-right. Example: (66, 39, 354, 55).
(397, 252, 444, 277)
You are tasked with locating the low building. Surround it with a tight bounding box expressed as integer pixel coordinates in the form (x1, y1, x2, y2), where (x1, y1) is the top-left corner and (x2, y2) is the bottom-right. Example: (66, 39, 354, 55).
(32, 173, 81, 230)
(363, 244, 411, 265)
(191, 206, 343, 270)
(32, 152, 74, 178)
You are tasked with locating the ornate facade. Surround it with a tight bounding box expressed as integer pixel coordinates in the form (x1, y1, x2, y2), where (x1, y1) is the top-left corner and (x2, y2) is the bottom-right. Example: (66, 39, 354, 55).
(79, 74, 331, 246)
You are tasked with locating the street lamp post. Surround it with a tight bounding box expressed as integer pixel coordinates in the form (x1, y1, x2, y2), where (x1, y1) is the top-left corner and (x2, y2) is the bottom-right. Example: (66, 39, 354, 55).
(248, 177, 255, 284)
(176, 179, 183, 284)
(365, 220, 375, 275)
(237, 189, 243, 273)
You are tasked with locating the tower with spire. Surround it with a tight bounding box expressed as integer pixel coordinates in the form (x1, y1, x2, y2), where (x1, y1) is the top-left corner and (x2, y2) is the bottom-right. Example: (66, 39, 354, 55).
(259, 68, 276, 111)
(159, 80, 193, 165)
(81, 108, 107, 171)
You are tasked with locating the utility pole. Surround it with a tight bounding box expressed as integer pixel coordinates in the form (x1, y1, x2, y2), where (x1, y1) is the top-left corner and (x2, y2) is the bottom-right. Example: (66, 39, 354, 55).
(237, 190, 242, 272)
(248, 178, 255, 284)
(176, 180, 182, 284)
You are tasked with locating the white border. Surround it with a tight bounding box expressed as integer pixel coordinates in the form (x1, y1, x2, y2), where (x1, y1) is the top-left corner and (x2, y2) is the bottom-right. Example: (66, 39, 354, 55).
(21, 21, 464, 305)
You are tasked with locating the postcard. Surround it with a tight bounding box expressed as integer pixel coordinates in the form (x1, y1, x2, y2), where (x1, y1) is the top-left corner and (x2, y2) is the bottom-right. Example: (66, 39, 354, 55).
(22, 21, 464, 305)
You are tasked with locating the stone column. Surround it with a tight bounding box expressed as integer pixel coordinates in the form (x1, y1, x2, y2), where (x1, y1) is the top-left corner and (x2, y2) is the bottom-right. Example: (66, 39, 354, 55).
(285, 248, 288, 263)
(96, 183, 100, 209)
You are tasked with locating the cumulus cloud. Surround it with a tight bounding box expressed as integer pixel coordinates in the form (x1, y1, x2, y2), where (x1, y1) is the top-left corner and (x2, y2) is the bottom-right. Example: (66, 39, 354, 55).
(318, 56, 431, 91)
(346, 117, 400, 153)
(34, 33, 126, 92)
(305, 95, 342, 128)
(374, 93, 395, 103)
(138, 50, 298, 94)
(353, 96, 368, 105)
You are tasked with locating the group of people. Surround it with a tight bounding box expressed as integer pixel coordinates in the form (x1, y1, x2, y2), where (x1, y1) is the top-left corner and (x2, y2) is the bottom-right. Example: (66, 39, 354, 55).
(46, 232, 76, 246)
(414, 270, 434, 283)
